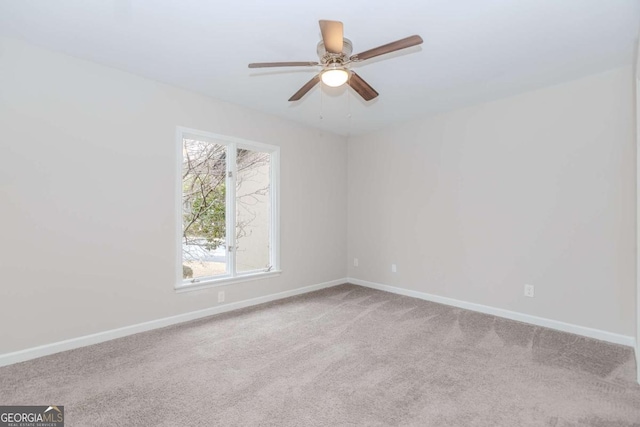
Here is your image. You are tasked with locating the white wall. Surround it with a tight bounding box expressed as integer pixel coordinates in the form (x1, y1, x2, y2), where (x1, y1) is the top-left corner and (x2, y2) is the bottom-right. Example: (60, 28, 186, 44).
(635, 46, 640, 375)
(348, 66, 636, 337)
(0, 37, 348, 354)
(0, 35, 635, 355)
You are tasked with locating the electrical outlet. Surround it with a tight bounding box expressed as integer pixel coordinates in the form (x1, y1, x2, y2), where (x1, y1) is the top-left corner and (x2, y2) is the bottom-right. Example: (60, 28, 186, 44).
(354, 258, 359, 267)
(218, 291, 225, 303)
(391, 264, 397, 273)
(524, 284, 534, 298)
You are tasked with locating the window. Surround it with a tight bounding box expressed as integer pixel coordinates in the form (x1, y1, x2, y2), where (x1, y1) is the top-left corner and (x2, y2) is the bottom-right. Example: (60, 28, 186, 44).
(176, 127, 279, 290)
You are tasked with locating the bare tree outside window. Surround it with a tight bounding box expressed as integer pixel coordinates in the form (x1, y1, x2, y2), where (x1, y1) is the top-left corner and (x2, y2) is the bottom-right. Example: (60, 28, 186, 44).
(181, 137, 270, 280)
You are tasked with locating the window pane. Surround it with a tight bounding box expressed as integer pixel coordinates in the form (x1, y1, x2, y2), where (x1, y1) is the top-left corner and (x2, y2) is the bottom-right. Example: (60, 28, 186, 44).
(182, 137, 227, 280)
(236, 149, 271, 273)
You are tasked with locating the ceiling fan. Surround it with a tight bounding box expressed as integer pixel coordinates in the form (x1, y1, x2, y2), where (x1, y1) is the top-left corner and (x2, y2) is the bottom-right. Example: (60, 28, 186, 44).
(248, 20, 423, 102)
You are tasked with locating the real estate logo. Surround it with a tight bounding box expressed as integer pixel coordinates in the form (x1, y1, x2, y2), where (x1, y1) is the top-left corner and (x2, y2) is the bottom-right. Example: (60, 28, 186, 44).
(0, 406, 64, 427)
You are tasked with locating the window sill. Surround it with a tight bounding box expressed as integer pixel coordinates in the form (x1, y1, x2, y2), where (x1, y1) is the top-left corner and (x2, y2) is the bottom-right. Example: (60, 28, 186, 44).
(174, 270, 282, 293)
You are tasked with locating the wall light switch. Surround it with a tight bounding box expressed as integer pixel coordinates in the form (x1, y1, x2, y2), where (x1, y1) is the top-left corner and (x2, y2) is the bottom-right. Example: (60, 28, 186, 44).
(391, 264, 397, 273)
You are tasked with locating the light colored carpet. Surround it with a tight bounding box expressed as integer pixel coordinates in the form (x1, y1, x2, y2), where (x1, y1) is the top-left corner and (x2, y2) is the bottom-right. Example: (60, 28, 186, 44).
(1, 284, 639, 426)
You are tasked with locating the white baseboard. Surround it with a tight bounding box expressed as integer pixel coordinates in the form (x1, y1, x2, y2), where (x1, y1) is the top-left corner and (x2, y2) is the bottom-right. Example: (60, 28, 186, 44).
(2, 277, 634, 368)
(348, 278, 636, 348)
(636, 345, 640, 384)
(0, 278, 347, 368)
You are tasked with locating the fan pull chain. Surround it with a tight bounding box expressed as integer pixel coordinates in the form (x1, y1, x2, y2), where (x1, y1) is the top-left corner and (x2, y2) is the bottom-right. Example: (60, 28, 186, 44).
(347, 87, 352, 137)
(319, 87, 324, 122)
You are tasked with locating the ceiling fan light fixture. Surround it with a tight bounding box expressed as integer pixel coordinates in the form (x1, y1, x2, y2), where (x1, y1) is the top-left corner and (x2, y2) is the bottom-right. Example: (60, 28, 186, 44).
(321, 68, 349, 87)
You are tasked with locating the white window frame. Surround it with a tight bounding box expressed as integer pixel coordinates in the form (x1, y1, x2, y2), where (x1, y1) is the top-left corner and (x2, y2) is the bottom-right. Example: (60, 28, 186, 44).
(175, 126, 281, 292)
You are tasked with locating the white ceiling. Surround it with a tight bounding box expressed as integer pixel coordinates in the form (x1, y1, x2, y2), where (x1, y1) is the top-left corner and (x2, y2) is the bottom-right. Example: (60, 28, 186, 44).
(1, 0, 639, 136)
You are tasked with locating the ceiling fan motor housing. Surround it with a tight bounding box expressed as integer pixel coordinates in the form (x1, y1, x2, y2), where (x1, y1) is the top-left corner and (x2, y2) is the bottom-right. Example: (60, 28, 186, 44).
(317, 38, 353, 66)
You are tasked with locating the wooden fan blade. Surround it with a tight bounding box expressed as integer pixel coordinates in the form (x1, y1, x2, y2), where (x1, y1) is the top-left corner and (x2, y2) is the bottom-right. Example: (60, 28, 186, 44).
(319, 20, 344, 54)
(288, 74, 321, 101)
(249, 61, 319, 68)
(348, 72, 379, 101)
(350, 35, 423, 61)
